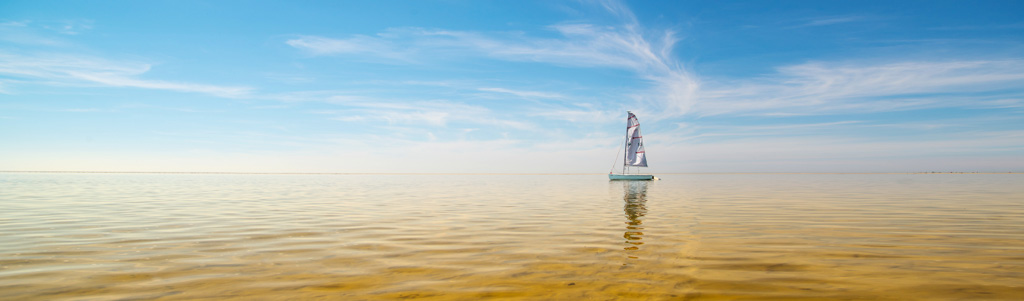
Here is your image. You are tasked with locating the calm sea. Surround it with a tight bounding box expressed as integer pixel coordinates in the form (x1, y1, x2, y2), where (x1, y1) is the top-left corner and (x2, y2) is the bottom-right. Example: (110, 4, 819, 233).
(1, 173, 1022, 300)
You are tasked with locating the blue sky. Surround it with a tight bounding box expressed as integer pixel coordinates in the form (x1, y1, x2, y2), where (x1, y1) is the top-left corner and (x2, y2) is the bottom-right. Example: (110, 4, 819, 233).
(1, 0, 1023, 173)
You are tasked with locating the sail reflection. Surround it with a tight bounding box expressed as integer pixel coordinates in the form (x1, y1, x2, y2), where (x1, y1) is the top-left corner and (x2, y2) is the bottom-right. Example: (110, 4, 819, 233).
(622, 181, 649, 251)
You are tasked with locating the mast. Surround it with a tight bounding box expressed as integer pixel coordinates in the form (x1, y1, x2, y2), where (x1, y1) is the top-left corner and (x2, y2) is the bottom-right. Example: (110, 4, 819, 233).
(623, 111, 630, 175)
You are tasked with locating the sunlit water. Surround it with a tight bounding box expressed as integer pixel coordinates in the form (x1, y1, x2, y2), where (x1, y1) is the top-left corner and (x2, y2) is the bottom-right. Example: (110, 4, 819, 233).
(1, 173, 1022, 300)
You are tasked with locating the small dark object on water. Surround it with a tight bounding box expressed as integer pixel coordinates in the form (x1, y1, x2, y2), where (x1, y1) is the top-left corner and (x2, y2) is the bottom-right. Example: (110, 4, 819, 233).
(568, 283, 575, 286)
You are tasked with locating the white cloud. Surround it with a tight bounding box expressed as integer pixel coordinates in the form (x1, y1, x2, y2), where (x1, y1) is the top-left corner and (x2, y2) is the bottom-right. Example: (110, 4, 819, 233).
(696, 60, 1024, 116)
(802, 16, 864, 27)
(286, 35, 412, 62)
(346, 100, 535, 130)
(0, 52, 253, 98)
(274, 90, 537, 130)
(0, 21, 30, 27)
(47, 20, 94, 35)
(657, 130, 1024, 172)
(0, 20, 93, 46)
(284, 4, 1020, 123)
(529, 108, 618, 124)
(61, 108, 102, 112)
(477, 87, 565, 99)
(69, 70, 252, 98)
(284, 3, 698, 118)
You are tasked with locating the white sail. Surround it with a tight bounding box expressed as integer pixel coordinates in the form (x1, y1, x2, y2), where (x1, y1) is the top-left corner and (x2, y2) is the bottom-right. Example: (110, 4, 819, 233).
(625, 112, 648, 167)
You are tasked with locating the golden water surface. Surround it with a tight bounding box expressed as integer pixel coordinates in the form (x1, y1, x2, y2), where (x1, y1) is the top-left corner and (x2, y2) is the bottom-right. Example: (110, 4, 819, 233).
(1, 173, 1022, 300)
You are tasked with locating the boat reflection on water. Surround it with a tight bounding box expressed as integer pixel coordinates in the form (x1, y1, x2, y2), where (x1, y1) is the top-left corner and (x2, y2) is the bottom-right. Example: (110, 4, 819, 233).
(622, 181, 648, 254)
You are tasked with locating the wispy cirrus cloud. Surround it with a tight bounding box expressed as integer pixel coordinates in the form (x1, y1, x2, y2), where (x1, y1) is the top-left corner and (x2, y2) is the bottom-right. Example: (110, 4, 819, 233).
(0, 19, 96, 48)
(285, 0, 698, 118)
(286, 35, 379, 55)
(660, 129, 1024, 172)
(0, 52, 253, 98)
(929, 22, 1024, 31)
(285, 25, 673, 71)
(801, 16, 864, 27)
(60, 108, 102, 112)
(285, 0, 1019, 132)
(277, 90, 535, 131)
(325, 104, 536, 140)
(0, 21, 29, 27)
(697, 59, 1024, 116)
(529, 107, 618, 124)
(477, 87, 566, 99)
(0, 20, 67, 46)
(45, 20, 94, 35)
(286, 35, 414, 63)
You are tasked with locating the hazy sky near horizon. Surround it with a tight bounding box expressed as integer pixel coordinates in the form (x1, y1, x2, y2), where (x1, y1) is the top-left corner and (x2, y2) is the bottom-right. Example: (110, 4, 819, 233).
(2, 0, 1023, 173)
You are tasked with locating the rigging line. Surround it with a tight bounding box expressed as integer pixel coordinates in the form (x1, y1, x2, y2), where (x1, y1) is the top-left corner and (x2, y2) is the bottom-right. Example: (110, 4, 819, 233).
(610, 135, 624, 174)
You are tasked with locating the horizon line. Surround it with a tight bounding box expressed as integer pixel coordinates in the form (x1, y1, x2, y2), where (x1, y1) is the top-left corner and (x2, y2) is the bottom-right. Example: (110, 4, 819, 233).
(0, 170, 1019, 175)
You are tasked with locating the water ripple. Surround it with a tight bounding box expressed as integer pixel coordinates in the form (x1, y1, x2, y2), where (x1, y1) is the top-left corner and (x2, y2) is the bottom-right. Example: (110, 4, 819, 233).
(1, 173, 1022, 299)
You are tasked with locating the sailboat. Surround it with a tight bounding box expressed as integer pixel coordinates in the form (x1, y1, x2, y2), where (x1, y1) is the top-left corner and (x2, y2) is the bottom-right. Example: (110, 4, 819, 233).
(609, 111, 655, 180)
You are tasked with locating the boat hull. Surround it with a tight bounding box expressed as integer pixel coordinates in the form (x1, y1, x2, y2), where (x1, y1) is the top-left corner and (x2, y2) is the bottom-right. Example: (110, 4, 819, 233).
(609, 174, 654, 181)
